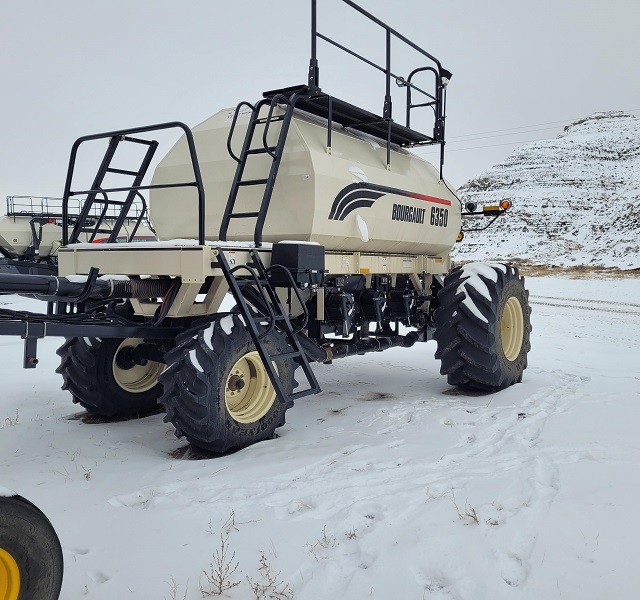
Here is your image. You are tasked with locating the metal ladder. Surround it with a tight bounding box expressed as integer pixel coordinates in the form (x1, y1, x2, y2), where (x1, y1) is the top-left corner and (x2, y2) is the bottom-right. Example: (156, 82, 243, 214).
(219, 92, 303, 246)
(67, 135, 157, 243)
(218, 248, 321, 404)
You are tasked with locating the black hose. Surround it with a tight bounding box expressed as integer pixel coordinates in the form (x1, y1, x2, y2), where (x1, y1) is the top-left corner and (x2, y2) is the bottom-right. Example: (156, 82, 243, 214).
(0, 273, 174, 301)
(296, 330, 418, 363)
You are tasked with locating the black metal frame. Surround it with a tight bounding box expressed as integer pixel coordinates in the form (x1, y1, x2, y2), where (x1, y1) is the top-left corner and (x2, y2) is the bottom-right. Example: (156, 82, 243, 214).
(62, 122, 206, 245)
(307, 0, 451, 177)
(218, 249, 320, 402)
(221, 92, 306, 246)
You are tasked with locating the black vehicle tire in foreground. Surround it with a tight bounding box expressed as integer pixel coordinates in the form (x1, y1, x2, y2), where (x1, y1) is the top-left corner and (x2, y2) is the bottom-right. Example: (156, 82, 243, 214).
(434, 263, 532, 391)
(56, 337, 165, 418)
(0, 494, 63, 600)
(160, 314, 299, 454)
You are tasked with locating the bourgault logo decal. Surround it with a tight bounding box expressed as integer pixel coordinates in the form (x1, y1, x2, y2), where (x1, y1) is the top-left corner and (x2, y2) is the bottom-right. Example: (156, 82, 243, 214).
(329, 182, 451, 222)
(392, 204, 425, 224)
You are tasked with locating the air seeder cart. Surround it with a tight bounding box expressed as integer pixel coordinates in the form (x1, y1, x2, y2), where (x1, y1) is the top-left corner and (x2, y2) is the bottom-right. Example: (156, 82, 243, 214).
(0, 0, 531, 454)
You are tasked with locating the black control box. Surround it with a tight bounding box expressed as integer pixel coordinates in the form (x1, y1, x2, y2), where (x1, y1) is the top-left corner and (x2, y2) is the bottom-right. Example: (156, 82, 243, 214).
(269, 242, 325, 287)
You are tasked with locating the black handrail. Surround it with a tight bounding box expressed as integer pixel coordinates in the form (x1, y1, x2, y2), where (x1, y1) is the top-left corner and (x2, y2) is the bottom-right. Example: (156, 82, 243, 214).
(308, 0, 451, 177)
(62, 122, 206, 245)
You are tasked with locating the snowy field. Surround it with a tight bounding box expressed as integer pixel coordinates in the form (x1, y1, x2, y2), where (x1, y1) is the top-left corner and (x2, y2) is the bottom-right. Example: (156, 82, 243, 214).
(1, 275, 639, 600)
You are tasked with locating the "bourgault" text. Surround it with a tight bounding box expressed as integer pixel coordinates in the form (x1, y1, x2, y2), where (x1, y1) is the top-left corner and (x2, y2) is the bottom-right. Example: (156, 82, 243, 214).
(391, 203, 426, 224)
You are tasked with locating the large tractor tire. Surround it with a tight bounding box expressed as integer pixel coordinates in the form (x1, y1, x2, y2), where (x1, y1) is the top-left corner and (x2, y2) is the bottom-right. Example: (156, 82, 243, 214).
(0, 494, 63, 600)
(434, 263, 531, 391)
(159, 314, 300, 454)
(56, 337, 166, 418)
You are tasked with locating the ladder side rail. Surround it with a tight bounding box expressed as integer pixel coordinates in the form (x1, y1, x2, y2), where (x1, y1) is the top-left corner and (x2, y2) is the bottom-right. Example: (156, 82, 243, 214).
(66, 137, 120, 244)
(405, 67, 440, 136)
(226, 101, 256, 163)
(220, 99, 271, 242)
(106, 141, 158, 243)
(249, 251, 320, 396)
(124, 191, 149, 241)
(219, 102, 263, 241)
(265, 264, 311, 334)
(227, 263, 278, 339)
(88, 199, 112, 242)
(262, 94, 290, 158)
(0, 245, 16, 260)
(253, 92, 306, 246)
(217, 253, 294, 404)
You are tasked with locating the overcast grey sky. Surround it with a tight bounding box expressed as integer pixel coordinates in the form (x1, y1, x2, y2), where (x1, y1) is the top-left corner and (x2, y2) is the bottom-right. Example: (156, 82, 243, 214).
(1, 0, 639, 198)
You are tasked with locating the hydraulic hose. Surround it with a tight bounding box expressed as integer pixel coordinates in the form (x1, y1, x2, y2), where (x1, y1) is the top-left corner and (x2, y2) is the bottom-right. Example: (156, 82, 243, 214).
(0, 273, 174, 301)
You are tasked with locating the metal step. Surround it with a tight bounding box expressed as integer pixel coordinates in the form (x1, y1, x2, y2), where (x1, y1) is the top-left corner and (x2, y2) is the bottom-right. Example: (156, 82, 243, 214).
(218, 249, 321, 405)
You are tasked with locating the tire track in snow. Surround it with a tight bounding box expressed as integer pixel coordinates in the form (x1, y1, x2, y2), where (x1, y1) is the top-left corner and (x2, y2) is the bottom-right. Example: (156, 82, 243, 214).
(532, 294, 640, 309)
(107, 370, 589, 596)
(431, 371, 587, 587)
(529, 295, 640, 315)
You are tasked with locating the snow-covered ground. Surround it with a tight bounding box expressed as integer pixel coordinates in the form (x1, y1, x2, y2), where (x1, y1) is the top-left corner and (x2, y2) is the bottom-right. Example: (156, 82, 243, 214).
(1, 275, 639, 599)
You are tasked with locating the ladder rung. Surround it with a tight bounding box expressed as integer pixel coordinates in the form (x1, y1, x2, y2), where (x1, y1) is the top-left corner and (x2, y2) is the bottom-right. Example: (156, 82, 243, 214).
(245, 147, 277, 155)
(289, 388, 319, 401)
(237, 179, 268, 186)
(106, 167, 140, 176)
(235, 278, 265, 287)
(86, 198, 128, 206)
(121, 136, 156, 146)
(255, 116, 285, 124)
(268, 351, 303, 361)
(228, 212, 260, 218)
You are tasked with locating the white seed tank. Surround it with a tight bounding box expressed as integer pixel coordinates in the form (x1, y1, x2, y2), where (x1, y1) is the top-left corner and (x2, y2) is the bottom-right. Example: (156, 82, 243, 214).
(150, 106, 461, 257)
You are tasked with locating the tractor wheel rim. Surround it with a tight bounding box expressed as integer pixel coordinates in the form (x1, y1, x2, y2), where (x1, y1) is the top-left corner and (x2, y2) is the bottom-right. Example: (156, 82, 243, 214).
(0, 547, 20, 600)
(501, 296, 524, 361)
(225, 351, 276, 424)
(112, 339, 164, 393)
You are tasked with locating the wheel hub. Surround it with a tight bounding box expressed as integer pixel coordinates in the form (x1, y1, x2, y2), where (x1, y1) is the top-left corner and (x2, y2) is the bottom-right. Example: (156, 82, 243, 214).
(227, 375, 246, 392)
(115, 345, 142, 370)
(225, 351, 277, 424)
(501, 296, 524, 361)
(0, 547, 20, 600)
(112, 338, 164, 393)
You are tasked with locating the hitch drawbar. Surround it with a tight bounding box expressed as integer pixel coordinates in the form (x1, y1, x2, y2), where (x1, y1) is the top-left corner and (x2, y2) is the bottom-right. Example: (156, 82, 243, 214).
(0, 272, 173, 302)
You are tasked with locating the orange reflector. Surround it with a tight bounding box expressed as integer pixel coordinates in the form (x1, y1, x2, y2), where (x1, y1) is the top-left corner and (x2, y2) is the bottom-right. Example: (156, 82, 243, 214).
(500, 200, 511, 210)
(483, 205, 499, 212)
(456, 231, 464, 242)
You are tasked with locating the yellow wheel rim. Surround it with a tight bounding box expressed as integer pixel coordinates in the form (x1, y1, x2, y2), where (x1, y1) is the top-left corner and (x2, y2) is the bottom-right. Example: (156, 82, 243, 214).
(501, 296, 524, 361)
(112, 338, 164, 393)
(225, 351, 276, 424)
(0, 547, 20, 600)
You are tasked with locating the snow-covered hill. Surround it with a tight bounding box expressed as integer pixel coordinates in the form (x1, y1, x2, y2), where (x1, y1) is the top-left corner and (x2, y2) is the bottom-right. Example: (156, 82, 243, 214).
(454, 111, 640, 269)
